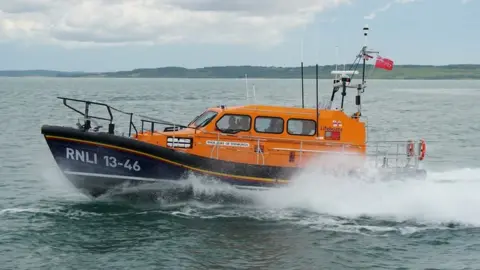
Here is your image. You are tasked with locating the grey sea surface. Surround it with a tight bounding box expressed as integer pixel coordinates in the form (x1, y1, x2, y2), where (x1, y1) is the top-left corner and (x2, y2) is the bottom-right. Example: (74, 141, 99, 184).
(1, 77, 480, 269)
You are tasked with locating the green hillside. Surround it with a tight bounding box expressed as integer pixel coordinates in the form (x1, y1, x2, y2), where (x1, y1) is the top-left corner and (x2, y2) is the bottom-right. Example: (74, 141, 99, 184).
(0, 70, 85, 77)
(70, 64, 480, 80)
(2, 64, 479, 79)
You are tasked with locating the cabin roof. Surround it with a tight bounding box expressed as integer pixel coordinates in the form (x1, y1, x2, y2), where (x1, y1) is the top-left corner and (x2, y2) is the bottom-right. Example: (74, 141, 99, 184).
(209, 104, 322, 116)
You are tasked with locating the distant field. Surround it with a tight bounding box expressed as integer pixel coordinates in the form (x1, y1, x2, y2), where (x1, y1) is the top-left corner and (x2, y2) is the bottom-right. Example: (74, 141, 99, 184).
(1, 64, 479, 79)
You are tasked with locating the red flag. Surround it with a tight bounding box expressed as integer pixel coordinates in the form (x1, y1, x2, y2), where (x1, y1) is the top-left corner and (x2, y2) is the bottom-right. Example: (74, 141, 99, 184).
(375, 56, 394, 71)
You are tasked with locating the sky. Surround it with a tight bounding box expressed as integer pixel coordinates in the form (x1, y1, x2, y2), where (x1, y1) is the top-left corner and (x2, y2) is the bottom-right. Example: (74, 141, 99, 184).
(0, 0, 478, 72)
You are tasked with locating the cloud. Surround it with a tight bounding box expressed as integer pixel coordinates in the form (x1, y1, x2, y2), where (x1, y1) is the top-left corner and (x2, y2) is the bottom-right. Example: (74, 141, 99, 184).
(0, 0, 350, 47)
(364, 0, 418, 20)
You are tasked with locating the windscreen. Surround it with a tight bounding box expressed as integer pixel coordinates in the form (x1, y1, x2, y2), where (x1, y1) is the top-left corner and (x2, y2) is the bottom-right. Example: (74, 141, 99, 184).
(189, 110, 218, 128)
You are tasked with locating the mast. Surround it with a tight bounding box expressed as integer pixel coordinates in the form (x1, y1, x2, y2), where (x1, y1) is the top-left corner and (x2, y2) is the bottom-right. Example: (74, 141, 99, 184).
(362, 24, 368, 84)
(301, 62, 304, 108)
(315, 64, 319, 132)
(301, 38, 305, 108)
(356, 24, 379, 116)
(245, 74, 248, 100)
(357, 24, 369, 116)
(328, 25, 378, 113)
(340, 73, 347, 110)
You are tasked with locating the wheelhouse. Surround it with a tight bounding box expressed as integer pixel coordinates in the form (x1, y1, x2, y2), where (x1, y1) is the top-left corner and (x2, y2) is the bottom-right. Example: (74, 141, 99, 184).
(132, 104, 367, 168)
(187, 104, 366, 144)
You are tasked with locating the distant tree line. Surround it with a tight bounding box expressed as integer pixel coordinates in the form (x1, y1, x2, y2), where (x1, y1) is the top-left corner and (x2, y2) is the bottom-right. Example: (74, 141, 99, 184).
(1, 64, 480, 79)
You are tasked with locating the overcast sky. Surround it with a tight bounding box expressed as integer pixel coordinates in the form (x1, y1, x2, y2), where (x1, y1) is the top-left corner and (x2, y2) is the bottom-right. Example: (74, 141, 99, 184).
(0, 0, 478, 71)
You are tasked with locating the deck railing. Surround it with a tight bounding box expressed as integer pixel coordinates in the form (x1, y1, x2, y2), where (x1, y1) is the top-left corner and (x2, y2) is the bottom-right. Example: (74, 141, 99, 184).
(58, 96, 138, 137)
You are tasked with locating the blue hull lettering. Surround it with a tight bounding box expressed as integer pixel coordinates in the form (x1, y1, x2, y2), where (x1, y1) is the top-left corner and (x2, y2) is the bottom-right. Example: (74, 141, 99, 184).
(65, 147, 141, 171)
(66, 147, 97, 164)
(103, 155, 141, 171)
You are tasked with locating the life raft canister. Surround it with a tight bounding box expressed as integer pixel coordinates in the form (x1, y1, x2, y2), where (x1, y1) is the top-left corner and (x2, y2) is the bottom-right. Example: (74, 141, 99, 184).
(406, 140, 415, 157)
(418, 139, 426, 161)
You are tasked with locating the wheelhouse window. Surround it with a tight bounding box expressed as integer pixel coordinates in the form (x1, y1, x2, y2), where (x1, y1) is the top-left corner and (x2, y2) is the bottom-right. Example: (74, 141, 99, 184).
(216, 114, 251, 132)
(189, 110, 218, 128)
(254, 116, 284, 134)
(287, 119, 316, 136)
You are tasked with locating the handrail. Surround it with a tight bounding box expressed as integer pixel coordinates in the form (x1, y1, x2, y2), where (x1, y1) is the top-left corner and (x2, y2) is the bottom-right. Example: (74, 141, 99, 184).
(140, 118, 192, 134)
(139, 114, 189, 128)
(227, 107, 317, 116)
(58, 96, 138, 137)
(58, 96, 113, 122)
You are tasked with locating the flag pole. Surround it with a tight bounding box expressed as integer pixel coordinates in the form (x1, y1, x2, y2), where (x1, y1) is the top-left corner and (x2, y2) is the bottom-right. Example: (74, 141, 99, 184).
(362, 24, 369, 85)
(301, 37, 305, 108)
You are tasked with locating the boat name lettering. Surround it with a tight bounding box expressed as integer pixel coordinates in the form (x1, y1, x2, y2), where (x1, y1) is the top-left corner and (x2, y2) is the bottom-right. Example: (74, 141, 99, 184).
(319, 126, 343, 132)
(65, 147, 141, 171)
(206, 140, 250, 147)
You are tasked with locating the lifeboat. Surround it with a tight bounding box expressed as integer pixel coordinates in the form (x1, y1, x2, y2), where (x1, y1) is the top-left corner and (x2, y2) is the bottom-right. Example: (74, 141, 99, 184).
(41, 26, 427, 198)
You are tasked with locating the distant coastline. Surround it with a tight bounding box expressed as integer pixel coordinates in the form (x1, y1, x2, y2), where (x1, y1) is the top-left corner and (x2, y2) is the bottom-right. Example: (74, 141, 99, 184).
(1, 64, 480, 80)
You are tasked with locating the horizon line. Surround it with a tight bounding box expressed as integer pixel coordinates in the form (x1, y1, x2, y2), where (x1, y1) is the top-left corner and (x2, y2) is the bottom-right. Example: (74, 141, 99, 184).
(2, 63, 480, 73)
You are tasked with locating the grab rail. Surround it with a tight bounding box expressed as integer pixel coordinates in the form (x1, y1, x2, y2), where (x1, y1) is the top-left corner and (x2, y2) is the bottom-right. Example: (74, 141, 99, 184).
(139, 116, 189, 133)
(57, 96, 138, 137)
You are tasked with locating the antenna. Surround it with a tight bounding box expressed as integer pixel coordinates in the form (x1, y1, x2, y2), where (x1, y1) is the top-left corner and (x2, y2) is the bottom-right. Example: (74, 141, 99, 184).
(315, 64, 319, 134)
(335, 46, 339, 72)
(357, 24, 370, 117)
(245, 73, 248, 100)
(340, 73, 348, 110)
(301, 37, 304, 62)
(362, 24, 369, 84)
(301, 38, 305, 108)
(363, 24, 369, 47)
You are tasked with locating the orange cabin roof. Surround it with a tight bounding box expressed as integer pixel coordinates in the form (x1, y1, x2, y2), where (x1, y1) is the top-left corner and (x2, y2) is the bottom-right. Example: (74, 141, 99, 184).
(208, 104, 324, 115)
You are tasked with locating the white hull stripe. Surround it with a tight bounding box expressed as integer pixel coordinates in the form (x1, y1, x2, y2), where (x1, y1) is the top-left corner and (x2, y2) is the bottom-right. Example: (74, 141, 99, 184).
(233, 185, 272, 191)
(62, 171, 274, 190)
(63, 171, 160, 182)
